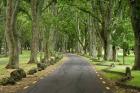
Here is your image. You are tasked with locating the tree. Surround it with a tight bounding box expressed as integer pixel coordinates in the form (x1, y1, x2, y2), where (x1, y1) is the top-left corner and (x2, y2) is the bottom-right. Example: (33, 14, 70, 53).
(129, 0, 140, 70)
(28, 0, 39, 63)
(5, 0, 19, 69)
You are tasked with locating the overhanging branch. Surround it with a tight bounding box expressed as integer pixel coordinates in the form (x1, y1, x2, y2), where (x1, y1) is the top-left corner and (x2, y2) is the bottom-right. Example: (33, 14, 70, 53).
(67, 4, 101, 23)
(41, 0, 55, 12)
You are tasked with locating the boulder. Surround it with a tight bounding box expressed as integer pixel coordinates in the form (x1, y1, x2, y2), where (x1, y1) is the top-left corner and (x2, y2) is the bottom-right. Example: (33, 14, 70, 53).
(0, 77, 16, 86)
(10, 68, 26, 81)
(125, 67, 131, 79)
(17, 68, 26, 78)
(119, 67, 132, 82)
(37, 63, 47, 71)
(38, 67, 43, 71)
(49, 57, 56, 65)
(28, 68, 38, 75)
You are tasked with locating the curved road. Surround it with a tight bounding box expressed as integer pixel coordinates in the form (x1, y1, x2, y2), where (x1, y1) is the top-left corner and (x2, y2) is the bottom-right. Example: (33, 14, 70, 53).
(19, 54, 112, 93)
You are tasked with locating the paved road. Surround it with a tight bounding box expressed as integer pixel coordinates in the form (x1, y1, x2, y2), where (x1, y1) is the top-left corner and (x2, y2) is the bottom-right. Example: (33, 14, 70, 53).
(19, 54, 112, 93)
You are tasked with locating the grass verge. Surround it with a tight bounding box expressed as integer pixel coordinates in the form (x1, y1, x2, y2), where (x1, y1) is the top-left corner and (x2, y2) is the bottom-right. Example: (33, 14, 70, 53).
(89, 55, 140, 90)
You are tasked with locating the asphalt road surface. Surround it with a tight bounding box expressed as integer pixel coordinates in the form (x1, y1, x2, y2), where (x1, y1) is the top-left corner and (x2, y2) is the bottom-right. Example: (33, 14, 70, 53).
(19, 54, 112, 93)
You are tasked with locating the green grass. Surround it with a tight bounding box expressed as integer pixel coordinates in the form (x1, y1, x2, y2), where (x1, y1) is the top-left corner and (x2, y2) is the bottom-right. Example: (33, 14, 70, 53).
(92, 63, 124, 80)
(90, 54, 140, 88)
(91, 61, 123, 80)
(127, 71, 140, 87)
(94, 65, 107, 70)
(0, 50, 61, 79)
(109, 65, 131, 73)
(103, 72, 122, 80)
(118, 55, 134, 65)
(0, 51, 41, 78)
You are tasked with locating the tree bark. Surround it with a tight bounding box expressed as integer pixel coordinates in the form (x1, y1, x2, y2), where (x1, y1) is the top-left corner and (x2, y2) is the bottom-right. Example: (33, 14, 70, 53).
(129, 0, 140, 70)
(28, 0, 39, 64)
(102, 29, 112, 61)
(18, 39, 22, 54)
(76, 12, 82, 53)
(42, 27, 49, 63)
(83, 23, 88, 54)
(5, 0, 19, 69)
(0, 39, 2, 54)
(39, 30, 43, 61)
(99, 0, 113, 61)
(97, 45, 102, 60)
(3, 38, 8, 56)
(88, 17, 97, 58)
(112, 45, 118, 62)
(43, 40, 49, 63)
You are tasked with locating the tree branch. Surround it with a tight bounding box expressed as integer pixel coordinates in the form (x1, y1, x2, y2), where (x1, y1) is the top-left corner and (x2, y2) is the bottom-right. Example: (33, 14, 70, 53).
(41, 0, 55, 12)
(67, 4, 101, 23)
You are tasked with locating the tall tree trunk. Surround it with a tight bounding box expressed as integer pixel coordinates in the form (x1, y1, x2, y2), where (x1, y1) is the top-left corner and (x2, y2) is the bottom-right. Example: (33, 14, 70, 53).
(50, 1, 57, 52)
(5, 0, 19, 69)
(89, 16, 97, 58)
(76, 12, 81, 53)
(43, 40, 49, 63)
(92, 33, 97, 58)
(112, 45, 118, 62)
(18, 39, 22, 54)
(99, 0, 113, 61)
(28, 0, 39, 63)
(97, 45, 102, 60)
(89, 15, 93, 56)
(39, 30, 44, 61)
(102, 30, 112, 61)
(3, 38, 8, 56)
(0, 39, 2, 54)
(84, 24, 88, 54)
(129, 0, 140, 70)
(42, 26, 50, 63)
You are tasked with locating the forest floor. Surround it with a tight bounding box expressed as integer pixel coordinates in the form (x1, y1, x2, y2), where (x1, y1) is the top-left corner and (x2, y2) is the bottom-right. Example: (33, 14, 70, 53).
(0, 51, 68, 93)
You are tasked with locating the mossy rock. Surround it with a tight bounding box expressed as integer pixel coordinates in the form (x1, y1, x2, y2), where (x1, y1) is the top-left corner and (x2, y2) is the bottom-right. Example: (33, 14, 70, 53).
(49, 57, 56, 65)
(0, 77, 16, 86)
(38, 67, 42, 71)
(37, 63, 47, 71)
(10, 71, 20, 81)
(18, 68, 26, 78)
(28, 68, 38, 75)
(125, 67, 131, 78)
(10, 68, 26, 81)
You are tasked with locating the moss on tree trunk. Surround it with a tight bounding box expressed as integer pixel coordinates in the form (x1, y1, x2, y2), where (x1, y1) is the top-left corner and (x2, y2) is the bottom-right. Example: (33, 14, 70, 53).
(5, 0, 19, 69)
(28, 0, 39, 64)
(129, 0, 140, 70)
